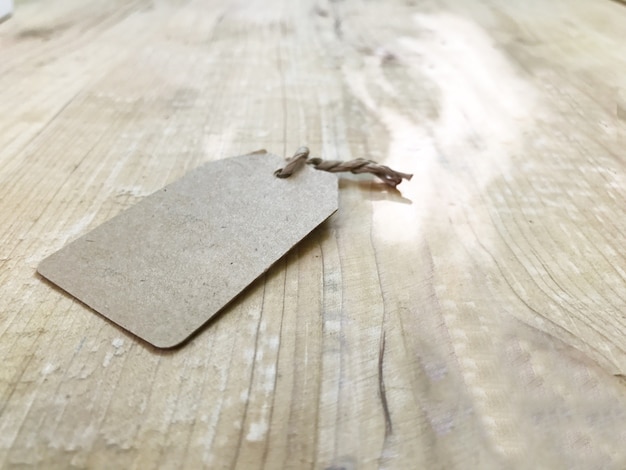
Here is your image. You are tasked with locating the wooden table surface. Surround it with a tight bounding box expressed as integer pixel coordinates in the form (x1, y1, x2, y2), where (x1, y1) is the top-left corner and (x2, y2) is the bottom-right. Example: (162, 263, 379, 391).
(2, 0, 626, 468)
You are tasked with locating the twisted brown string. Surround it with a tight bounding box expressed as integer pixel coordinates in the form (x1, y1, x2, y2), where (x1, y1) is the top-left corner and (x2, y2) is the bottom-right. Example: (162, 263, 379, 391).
(273, 146, 310, 179)
(274, 147, 413, 188)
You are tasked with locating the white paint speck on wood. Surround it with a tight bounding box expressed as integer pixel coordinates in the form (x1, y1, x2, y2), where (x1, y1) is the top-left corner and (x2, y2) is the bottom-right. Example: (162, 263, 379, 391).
(0, 0, 12, 22)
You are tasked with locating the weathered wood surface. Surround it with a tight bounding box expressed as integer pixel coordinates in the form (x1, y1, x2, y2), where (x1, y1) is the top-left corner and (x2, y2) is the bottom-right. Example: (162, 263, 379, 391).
(2, 0, 626, 468)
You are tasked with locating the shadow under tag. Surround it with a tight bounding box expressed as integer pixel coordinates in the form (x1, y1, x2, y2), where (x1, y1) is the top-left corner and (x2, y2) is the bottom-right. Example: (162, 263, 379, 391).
(38, 151, 338, 348)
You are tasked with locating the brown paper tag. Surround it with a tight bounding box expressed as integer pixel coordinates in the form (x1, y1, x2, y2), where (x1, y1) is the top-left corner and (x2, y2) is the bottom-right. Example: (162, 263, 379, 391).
(38, 151, 338, 348)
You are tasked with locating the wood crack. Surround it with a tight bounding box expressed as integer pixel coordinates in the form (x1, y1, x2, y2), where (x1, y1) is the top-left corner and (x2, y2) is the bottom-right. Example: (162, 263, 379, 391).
(378, 330, 393, 438)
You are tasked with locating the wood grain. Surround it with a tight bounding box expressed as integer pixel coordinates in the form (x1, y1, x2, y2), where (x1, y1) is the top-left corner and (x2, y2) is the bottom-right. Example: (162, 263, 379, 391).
(2, 0, 626, 468)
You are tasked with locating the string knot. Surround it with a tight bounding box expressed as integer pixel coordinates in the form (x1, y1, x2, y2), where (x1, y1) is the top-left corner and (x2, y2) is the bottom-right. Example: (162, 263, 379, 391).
(274, 146, 311, 179)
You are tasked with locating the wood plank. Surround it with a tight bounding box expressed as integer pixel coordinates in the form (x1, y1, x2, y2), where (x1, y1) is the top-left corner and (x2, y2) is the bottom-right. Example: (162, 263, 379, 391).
(1, 0, 626, 468)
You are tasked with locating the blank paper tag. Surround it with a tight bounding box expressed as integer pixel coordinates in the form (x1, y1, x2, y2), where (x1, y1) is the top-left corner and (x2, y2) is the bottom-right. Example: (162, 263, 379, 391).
(38, 151, 338, 348)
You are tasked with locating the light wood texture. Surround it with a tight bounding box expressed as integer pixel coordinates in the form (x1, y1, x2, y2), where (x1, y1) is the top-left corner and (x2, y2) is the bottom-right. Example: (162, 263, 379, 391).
(2, 0, 626, 468)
